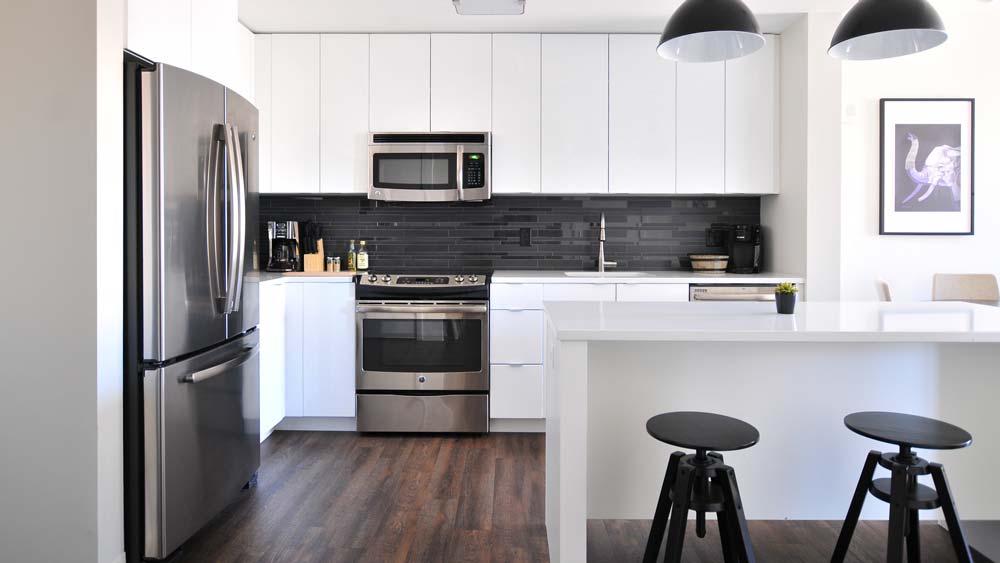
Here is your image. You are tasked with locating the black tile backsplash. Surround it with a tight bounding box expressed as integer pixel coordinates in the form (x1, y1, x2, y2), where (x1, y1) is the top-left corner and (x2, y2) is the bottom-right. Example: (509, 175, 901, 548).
(260, 195, 760, 273)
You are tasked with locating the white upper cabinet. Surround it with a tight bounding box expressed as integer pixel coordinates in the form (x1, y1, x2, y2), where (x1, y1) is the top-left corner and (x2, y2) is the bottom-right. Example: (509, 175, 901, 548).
(254, 35, 272, 194)
(676, 61, 725, 194)
(431, 34, 492, 131)
(492, 34, 541, 194)
(270, 34, 321, 193)
(609, 34, 677, 194)
(370, 34, 431, 132)
(126, 0, 191, 69)
(725, 35, 779, 194)
(541, 34, 609, 194)
(320, 34, 370, 194)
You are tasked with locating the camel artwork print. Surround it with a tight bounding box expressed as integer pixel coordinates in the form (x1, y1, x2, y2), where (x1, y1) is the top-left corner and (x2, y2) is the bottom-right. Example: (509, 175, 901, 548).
(880, 99, 975, 235)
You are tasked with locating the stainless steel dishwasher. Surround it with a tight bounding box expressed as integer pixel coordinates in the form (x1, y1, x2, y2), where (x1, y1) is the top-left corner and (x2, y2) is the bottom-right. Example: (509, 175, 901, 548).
(689, 284, 778, 302)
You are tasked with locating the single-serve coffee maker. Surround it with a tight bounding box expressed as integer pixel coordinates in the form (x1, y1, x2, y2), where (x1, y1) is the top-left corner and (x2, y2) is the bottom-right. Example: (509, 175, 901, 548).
(266, 221, 300, 272)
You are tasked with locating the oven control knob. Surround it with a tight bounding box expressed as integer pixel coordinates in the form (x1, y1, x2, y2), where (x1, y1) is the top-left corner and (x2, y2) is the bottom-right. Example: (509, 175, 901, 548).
(382, 275, 391, 283)
(455, 275, 464, 283)
(469, 275, 479, 283)
(368, 274, 378, 283)
(418, 375, 427, 383)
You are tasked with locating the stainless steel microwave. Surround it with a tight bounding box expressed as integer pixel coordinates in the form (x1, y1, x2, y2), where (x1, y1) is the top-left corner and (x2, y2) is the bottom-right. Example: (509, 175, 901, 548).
(368, 132, 491, 202)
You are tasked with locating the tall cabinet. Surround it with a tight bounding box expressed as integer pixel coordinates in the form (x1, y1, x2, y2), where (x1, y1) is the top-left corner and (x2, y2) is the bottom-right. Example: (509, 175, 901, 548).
(320, 34, 369, 194)
(491, 34, 541, 194)
(725, 35, 779, 194)
(270, 34, 320, 193)
(676, 61, 726, 194)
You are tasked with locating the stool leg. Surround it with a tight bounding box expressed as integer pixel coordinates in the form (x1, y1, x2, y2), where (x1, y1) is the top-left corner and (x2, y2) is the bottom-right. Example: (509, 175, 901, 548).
(717, 509, 739, 563)
(906, 504, 920, 563)
(832, 450, 881, 563)
(643, 451, 685, 563)
(887, 464, 908, 563)
(929, 463, 974, 563)
(662, 465, 695, 563)
(718, 468, 756, 563)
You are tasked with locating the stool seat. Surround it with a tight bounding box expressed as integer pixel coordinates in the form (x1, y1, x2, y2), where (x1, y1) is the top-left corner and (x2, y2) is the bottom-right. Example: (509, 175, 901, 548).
(646, 411, 759, 452)
(844, 411, 972, 450)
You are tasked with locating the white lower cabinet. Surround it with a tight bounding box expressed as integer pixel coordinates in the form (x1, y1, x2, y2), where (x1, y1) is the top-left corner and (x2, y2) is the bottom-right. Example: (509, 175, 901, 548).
(542, 283, 616, 302)
(259, 282, 286, 440)
(283, 283, 304, 416)
(490, 310, 543, 365)
(302, 283, 356, 416)
(491, 365, 544, 419)
(615, 284, 689, 302)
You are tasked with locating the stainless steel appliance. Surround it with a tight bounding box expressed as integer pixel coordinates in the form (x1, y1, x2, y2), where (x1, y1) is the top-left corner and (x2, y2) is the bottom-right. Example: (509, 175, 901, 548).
(368, 132, 491, 202)
(689, 285, 776, 302)
(266, 220, 300, 272)
(355, 273, 489, 433)
(124, 52, 259, 562)
(706, 223, 763, 274)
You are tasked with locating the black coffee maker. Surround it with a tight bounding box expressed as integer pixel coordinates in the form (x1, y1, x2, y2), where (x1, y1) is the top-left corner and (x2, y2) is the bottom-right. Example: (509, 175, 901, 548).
(706, 223, 762, 274)
(266, 220, 300, 272)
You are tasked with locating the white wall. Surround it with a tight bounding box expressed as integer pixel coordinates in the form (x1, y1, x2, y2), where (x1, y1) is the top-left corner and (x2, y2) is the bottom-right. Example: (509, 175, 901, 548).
(840, 4, 1000, 301)
(0, 0, 124, 561)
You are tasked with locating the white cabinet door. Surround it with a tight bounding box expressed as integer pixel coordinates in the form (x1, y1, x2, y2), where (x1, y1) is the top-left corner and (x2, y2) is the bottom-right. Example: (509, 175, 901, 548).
(726, 35, 778, 194)
(302, 283, 356, 417)
(271, 35, 321, 193)
(190, 0, 238, 91)
(492, 34, 541, 194)
(490, 283, 544, 310)
(431, 34, 492, 131)
(321, 34, 370, 194)
(491, 365, 544, 419)
(490, 310, 544, 365)
(259, 282, 286, 438)
(616, 284, 689, 302)
(542, 283, 616, 302)
(370, 34, 431, 132)
(609, 34, 677, 194)
(541, 34, 609, 194)
(254, 35, 272, 194)
(126, 0, 191, 69)
(284, 283, 304, 416)
(676, 61, 725, 194)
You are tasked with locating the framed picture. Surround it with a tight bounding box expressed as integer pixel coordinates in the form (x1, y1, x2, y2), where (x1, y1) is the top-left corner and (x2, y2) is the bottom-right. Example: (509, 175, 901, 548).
(880, 98, 975, 235)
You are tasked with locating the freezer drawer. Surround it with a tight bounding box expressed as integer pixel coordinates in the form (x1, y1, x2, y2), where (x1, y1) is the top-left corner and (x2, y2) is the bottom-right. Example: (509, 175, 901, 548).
(356, 393, 489, 433)
(143, 331, 260, 559)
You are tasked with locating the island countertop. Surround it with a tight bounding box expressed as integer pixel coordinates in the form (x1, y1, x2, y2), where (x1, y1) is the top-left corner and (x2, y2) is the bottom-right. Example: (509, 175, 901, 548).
(544, 300, 1000, 343)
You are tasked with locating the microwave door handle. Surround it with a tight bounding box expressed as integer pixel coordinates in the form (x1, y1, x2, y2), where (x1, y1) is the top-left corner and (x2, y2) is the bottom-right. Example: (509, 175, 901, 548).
(456, 144, 464, 201)
(206, 124, 227, 314)
(228, 123, 247, 313)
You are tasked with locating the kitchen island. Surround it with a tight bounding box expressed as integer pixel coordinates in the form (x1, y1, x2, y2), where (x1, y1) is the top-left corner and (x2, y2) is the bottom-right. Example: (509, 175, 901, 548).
(544, 301, 1000, 562)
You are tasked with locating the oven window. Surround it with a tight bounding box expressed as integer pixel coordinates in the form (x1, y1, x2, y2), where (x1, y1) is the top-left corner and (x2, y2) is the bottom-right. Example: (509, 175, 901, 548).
(373, 153, 457, 190)
(363, 318, 482, 373)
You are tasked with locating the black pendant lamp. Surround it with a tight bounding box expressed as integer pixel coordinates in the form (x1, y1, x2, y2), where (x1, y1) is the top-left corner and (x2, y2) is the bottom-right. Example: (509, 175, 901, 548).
(657, 0, 765, 63)
(829, 0, 947, 60)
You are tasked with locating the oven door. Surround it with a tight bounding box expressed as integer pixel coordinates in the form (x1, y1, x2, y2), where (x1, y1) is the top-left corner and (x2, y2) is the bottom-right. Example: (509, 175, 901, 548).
(356, 301, 489, 391)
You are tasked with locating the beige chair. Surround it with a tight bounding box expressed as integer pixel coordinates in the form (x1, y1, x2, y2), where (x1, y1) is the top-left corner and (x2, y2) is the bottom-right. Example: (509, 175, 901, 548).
(875, 279, 892, 302)
(932, 274, 1000, 302)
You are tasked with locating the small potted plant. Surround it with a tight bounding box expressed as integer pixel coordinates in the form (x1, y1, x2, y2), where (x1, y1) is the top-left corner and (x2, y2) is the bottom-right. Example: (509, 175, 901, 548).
(775, 282, 798, 314)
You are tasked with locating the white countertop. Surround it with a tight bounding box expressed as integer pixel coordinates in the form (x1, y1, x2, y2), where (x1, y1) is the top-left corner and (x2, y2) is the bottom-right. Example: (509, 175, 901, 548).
(492, 270, 803, 284)
(544, 300, 1000, 343)
(259, 272, 356, 284)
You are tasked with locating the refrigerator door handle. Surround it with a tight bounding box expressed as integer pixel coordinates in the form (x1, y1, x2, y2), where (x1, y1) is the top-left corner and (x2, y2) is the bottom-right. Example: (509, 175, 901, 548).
(229, 123, 247, 313)
(181, 345, 259, 383)
(222, 122, 244, 314)
(206, 124, 227, 314)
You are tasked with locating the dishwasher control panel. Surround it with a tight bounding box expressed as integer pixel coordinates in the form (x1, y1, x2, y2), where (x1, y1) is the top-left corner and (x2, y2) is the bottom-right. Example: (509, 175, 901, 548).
(689, 285, 777, 302)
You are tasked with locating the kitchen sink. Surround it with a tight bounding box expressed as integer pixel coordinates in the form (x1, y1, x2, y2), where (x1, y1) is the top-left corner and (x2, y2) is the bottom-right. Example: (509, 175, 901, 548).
(563, 271, 654, 278)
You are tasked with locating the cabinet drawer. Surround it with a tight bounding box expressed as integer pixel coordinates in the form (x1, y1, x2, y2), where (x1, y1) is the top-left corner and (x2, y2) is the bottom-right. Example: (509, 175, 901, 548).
(491, 283, 543, 310)
(543, 283, 616, 302)
(616, 284, 689, 302)
(491, 364, 543, 419)
(490, 310, 543, 364)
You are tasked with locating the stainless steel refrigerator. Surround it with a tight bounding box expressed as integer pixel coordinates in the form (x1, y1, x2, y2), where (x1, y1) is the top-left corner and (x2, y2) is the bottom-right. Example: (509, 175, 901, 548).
(124, 52, 260, 562)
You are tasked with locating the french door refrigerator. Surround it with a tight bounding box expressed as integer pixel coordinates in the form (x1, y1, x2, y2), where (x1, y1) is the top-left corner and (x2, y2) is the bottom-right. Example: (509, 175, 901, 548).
(124, 51, 260, 562)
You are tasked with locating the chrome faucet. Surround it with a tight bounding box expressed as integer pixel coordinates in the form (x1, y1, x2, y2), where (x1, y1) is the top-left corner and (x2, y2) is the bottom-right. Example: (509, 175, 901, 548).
(598, 213, 617, 273)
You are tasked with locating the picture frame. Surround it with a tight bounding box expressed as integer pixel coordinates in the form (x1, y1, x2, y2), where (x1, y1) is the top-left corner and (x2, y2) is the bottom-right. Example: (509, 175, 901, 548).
(879, 98, 975, 235)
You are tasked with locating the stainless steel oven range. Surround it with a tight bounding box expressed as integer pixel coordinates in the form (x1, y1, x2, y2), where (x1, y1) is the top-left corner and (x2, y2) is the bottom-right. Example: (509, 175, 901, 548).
(356, 273, 489, 433)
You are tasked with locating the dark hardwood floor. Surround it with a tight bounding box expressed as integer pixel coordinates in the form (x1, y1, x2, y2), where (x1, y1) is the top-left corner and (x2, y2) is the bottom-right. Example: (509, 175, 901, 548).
(179, 431, 987, 563)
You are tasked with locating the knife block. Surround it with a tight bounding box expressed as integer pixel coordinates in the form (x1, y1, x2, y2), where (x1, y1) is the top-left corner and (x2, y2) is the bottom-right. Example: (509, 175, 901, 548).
(302, 239, 326, 273)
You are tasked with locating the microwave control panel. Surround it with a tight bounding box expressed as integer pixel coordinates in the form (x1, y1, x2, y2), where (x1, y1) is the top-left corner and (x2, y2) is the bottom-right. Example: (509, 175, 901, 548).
(462, 153, 486, 188)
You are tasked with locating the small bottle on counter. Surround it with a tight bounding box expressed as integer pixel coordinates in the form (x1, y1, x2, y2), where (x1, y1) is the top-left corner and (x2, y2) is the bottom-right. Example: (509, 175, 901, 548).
(332, 257, 341, 272)
(357, 240, 369, 271)
(325, 256, 334, 272)
(347, 240, 356, 271)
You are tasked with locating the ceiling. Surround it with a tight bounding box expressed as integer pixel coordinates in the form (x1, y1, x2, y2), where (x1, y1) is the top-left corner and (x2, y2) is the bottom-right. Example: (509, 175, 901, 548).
(239, 0, 857, 34)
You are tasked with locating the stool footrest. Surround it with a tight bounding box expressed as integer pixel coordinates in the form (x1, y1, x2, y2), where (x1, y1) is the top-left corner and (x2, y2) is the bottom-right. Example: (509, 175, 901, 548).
(869, 478, 941, 510)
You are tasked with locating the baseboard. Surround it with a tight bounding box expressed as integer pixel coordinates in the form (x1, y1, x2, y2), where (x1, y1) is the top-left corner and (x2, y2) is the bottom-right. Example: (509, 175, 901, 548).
(275, 416, 357, 432)
(490, 418, 545, 433)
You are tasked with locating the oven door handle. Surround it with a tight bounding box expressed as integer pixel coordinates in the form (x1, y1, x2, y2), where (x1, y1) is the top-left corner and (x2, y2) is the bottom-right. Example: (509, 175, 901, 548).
(356, 303, 488, 314)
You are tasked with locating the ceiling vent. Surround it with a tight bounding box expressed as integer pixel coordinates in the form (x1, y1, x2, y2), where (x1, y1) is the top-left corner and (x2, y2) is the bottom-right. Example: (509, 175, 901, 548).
(452, 0, 525, 15)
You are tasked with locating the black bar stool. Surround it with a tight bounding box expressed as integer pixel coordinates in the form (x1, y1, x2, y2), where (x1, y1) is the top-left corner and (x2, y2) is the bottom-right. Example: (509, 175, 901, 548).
(643, 411, 760, 563)
(832, 411, 974, 563)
